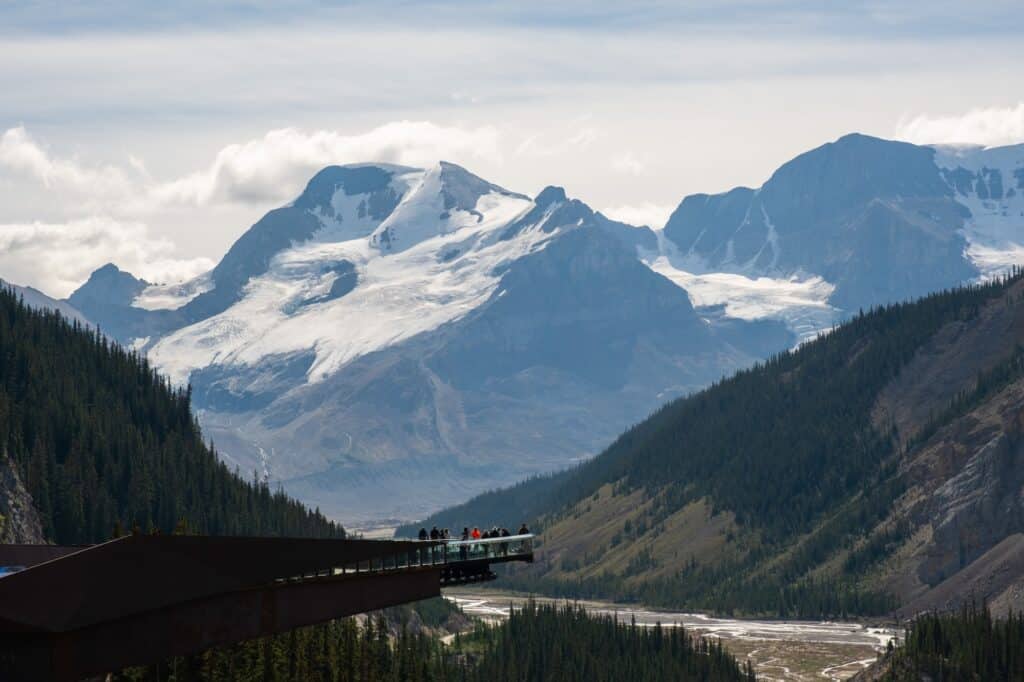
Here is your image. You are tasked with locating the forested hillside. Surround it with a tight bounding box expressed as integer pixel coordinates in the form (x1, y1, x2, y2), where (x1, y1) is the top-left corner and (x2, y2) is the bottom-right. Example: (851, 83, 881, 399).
(0, 286, 341, 544)
(870, 604, 1024, 680)
(413, 269, 1024, 617)
(112, 602, 755, 682)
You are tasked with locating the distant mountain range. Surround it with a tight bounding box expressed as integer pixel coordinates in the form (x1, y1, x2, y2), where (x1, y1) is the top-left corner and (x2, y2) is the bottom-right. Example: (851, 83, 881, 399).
(50, 133, 1024, 524)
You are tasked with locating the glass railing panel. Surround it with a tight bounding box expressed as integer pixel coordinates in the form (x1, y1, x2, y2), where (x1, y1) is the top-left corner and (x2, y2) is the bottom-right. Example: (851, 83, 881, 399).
(417, 534, 534, 562)
(303, 535, 535, 582)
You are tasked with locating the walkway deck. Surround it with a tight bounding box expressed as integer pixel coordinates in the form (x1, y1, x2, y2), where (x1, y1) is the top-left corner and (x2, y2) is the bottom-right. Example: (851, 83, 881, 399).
(335, 533, 534, 585)
(0, 533, 533, 681)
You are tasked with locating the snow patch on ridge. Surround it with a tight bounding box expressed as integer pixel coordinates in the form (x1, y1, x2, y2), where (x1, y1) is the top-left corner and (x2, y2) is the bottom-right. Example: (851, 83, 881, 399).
(933, 144, 1024, 278)
(133, 273, 213, 311)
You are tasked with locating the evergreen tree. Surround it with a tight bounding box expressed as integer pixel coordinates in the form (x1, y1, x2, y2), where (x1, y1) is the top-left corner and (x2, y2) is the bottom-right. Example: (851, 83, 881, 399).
(881, 603, 1024, 680)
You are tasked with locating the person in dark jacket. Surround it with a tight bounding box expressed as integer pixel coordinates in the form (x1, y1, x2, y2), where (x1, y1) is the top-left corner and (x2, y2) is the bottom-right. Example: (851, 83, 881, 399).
(429, 526, 441, 561)
(416, 527, 429, 564)
(499, 527, 510, 556)
(460, 527, 470, 561)
(517, 524, 530, 553)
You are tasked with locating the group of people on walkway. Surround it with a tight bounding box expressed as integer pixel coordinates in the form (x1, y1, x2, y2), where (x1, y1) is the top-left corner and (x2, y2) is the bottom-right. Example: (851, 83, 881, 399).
(417, 523, 529, 542)
(416, 523, 530, 560)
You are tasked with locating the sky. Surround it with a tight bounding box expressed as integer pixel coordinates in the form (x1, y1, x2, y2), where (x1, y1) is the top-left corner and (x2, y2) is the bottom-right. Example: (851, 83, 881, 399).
(2, 1, 1024, 297)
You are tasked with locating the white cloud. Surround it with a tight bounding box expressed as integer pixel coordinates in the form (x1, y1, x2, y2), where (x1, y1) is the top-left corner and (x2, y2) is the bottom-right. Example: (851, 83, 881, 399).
(151, 122, 503, 206)
(1, 122, 504, 211)
(896, 102, 1024, 148)
(0, 122, 504, 294)
(601, 202, 675, 229)
(0, 217, 214, 298)
(610, 151, 645, 175)
(0, 126, 136, 203)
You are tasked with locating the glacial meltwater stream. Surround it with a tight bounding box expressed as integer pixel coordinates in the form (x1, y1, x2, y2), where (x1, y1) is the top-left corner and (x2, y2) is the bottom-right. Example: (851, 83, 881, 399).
(444, 591, 902, 681)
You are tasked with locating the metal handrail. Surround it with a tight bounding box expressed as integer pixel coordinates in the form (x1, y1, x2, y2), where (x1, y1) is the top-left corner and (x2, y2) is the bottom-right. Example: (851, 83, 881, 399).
(283, 534, 535, 582)
(428, 533, 533, 547)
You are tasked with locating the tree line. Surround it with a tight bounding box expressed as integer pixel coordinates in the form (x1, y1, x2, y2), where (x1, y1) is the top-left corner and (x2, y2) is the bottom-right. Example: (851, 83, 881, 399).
(880, 603, 1024, 680)
(112, 601, 756, 682)
(0, 286, 342, 544)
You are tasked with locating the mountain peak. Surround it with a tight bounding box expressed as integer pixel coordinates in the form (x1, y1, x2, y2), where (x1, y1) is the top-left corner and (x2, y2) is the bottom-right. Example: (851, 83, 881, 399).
(762, 131, 952, 212)
(68, 263, 148, 309)
(534, 186, 568, 209)
(434, 161, 528, 213)
(832, 131, 880, 145)
(94, 262, 123, 275)
(364, 162, 532, 253)
(79, 262, 145, 287)
(293, 163, 419, 213)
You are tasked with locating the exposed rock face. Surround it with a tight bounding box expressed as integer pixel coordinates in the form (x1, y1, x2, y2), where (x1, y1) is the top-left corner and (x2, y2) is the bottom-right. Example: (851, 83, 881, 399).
(919, 426, 1024, 586)
(0, 455, 46, 544)
(873, 282, 1024, 615)
(883, 387, 1024, 616)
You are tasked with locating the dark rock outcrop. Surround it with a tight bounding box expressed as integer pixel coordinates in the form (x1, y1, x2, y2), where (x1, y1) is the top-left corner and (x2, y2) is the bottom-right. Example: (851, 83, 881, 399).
(0, 455, 46, 544)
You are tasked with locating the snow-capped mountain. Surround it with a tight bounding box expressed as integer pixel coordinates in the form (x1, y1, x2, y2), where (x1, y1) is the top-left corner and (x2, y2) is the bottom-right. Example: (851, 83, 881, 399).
(69, 161, 783, 522)
(659, 133, 1024, 312)
(66, 134, 1024, 524)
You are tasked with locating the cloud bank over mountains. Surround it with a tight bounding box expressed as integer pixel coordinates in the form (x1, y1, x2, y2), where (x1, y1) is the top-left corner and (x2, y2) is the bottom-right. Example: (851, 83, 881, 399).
(0, 217, 214, 300)
(5, 101, 1024, 298)
(150, 123, 503, 207)
(896, 102, 1024, 148)
(1, 123, 502, 211)
(2, 0, 1022, 301)
(0, 122, 503, 296)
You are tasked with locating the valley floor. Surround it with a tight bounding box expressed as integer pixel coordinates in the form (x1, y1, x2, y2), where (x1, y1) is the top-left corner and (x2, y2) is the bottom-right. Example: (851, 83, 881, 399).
(444, 590, 901, 682)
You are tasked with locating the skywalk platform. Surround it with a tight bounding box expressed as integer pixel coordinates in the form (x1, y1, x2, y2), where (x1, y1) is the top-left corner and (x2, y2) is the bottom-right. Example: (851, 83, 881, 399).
(0, 533, 533, 681)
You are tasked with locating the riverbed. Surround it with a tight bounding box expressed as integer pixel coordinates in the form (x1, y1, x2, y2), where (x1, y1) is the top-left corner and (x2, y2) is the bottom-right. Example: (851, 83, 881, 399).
(444, 590, 901, 681)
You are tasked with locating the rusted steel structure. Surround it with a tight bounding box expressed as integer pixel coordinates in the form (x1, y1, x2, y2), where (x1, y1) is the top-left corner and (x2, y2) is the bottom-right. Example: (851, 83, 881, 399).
(0, 534, 533, 681)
